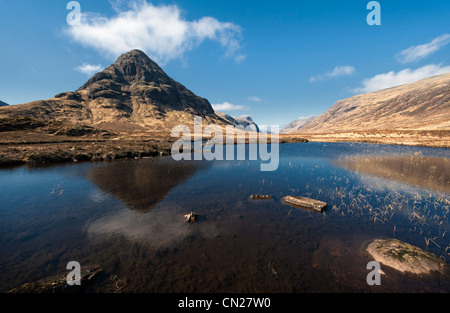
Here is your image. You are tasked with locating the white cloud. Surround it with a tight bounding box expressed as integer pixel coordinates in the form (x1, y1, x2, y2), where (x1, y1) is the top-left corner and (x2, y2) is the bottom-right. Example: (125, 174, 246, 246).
(354, 64, 450, 93)
(234, 54, 246, 63)
(76, 63, 103, 76)
(109, 0, 128, 13)
(212, 102, 249, 112)
(309, 65, 356, 82)
(248, 96, 261, 102)
(396, 34, 450, 64)
(66, 1, 244, 65)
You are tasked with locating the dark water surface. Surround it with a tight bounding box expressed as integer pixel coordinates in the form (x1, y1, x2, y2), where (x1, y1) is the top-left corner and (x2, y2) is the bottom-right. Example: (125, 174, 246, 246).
(0, 142, 449, 293)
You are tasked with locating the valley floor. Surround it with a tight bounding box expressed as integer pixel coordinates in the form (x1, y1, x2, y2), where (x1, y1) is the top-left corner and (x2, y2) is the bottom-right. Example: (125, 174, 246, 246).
(0, 130, 173, 167)
(0, 129, 448, 167)
(288, 130, 450, 149)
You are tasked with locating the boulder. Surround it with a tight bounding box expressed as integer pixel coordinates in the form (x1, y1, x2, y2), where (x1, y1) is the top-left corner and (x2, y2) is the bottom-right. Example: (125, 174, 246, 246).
(366, 238, 447, 276)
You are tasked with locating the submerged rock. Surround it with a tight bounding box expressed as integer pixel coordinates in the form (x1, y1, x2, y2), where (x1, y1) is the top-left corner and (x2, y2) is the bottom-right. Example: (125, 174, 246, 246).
(250, 195, 273, 200)
(185, 212, 198, 224)
(366, 239, 447, 276)
(8, 264, 103, 293)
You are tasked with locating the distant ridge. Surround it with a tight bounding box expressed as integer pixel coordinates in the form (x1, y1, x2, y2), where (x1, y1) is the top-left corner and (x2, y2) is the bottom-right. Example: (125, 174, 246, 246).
(281, 116, 316, 134)
(0, 101, 9, 107)
(215, 112, 260, 132)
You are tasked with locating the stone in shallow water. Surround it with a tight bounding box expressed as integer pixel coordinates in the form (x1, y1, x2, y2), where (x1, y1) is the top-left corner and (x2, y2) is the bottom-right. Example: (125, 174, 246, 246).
(366, 239, 447, 275)
(249, 195, 273, 200)
(282, 196, 328, 213)
(185, 212, 198, 224)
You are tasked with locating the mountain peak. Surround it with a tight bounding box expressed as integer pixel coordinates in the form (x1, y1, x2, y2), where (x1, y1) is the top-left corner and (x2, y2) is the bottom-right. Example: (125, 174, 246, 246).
(79, 50, 169, 91)
(215, 112, 260, 132)
(2, 49, 224, 133)
(68, 49, 219, 129)
(114, 49, 165, 76)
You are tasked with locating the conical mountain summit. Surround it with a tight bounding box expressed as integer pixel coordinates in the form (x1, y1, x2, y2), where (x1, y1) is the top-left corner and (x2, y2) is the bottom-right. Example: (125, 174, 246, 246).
(0, 50, 225, 132)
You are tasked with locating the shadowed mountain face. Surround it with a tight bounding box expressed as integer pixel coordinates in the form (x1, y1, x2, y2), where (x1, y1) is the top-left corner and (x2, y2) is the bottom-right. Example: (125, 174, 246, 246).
(215, 112, 260, 132)
(299, 73, 450, 134)
(0, 101, 9, 107)
(87, 158, 209, 213)
(0, 50, 227, 133)
(234, 116, 260, 133)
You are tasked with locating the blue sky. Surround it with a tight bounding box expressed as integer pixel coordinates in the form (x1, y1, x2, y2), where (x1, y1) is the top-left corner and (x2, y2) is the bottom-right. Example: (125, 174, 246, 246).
(1, 0, 449, 128)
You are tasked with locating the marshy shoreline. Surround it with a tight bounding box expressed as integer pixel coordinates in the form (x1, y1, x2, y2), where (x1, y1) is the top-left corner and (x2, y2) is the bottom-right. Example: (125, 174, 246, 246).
(1, 128, 448, 168)
(0, 129, 310, 167)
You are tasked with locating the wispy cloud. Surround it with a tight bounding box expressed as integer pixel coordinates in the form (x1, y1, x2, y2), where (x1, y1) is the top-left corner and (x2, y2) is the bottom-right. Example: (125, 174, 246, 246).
(354, 64, 450, 93)
(396, 34, 450, 64)
(212, 102, 249, 112)
(66, 1, 244, 65)
(248, 96, 261, 102)
(76, 63, 103, 76)
(309, 65, 355, 82)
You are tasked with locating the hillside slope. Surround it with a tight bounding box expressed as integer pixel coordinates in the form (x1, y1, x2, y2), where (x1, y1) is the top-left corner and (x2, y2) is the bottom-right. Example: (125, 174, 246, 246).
(300, 73, 450, 133)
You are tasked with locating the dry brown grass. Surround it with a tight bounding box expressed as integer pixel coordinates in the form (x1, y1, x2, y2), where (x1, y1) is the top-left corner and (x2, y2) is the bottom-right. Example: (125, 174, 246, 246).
(295, 130, 450, 148)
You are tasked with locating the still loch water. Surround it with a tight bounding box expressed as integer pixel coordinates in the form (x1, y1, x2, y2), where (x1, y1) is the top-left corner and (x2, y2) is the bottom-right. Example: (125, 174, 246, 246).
(0, 142, 449, 292)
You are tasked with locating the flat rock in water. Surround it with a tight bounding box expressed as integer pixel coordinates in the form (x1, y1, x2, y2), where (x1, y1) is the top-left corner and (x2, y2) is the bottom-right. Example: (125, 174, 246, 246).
(366, 239, 447, 275)
(282, 196, 328, 213)
(250, 195, 273, 200)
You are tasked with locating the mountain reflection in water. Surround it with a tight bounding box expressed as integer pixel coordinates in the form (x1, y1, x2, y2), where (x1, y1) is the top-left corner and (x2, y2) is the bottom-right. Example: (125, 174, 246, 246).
(87, 158, 210, 213)
(336, 154, 449, 194)
(85, 158, 220, 249)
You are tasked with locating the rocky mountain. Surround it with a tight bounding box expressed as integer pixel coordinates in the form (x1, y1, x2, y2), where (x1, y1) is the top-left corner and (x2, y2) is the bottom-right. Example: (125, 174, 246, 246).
(281, 116, 316, 134)
(215, 112, 260, 132)
(0, 50, 227, 133)
(298, 73, 450, 134)
(0, 101, 9, 107)
(234, 116, 260, 133)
